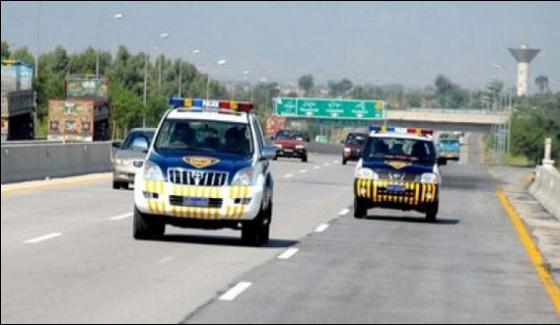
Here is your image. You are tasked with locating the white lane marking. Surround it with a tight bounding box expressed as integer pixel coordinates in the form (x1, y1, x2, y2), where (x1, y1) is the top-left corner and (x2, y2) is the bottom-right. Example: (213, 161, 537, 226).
(278, 247, 299, 260)
(219, 282, 252, 301)
(157, 255, 175, 264)
(323, 163, 330, 167)
(338, 208, 350, 216)
(109, 212, 133, 221)
(299, 169, 308, 173)
(24, 232, 62, 244)
(333, 159, 338, 164)
(284, 174, 294, 178)
(315, 224, 329, 233)
(314, 166, 321, 170)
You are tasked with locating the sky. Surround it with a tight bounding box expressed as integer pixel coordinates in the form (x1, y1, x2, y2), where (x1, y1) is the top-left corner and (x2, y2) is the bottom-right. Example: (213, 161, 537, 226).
(2, 1, 559, 91)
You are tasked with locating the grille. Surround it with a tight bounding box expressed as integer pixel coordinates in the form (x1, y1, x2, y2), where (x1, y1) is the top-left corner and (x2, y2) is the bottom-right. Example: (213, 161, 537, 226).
(377, 171, 417, 182)
(169, 196, 223, 208)
(167, 168, 228, 186)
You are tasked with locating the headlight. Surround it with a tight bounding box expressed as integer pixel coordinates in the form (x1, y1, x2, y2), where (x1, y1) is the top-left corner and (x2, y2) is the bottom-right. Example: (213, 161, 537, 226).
(231, 166, 257, 186)
(355, 168, 379, 180)
(143, 160, 164, 181)
(344, 147, 351, 153)
(420, 172, 439, 184)
(296, 145, 305, 149)
(275, 144, 282, 149)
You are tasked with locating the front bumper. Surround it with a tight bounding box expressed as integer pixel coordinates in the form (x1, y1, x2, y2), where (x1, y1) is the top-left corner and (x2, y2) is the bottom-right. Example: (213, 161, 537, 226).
(134, 179, 263, 221)
(354, 178, 438, 210)
(276, 148, 306, 158)
(343, 150, 361, 160)
(440, 152, 460, 160)
(113, 164, 139, 183)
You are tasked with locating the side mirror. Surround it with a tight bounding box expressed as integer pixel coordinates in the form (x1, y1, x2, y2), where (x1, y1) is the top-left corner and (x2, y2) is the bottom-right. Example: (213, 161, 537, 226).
(260, 145, 276, 160)
(437, 157, 448, 166)
(112, 141, 122, 149)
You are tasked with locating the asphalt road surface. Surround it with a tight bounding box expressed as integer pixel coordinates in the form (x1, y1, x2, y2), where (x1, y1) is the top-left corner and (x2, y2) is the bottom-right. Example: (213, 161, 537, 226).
(2, 135, 559, 323)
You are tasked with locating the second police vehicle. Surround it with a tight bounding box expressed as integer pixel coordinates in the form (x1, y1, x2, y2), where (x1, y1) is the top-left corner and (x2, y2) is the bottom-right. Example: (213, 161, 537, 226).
(353, 126, 447, 222)
(133, 98, 275, 246)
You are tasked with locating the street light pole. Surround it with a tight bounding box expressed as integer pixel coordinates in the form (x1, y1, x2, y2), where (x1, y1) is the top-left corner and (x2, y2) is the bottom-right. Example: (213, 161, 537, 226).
(96, 13, 124, 78)
(207, 59, 227, 100)
(143, 53, 148, 128)
(243, 70, 251, 102)
(157, 33, 169, 90)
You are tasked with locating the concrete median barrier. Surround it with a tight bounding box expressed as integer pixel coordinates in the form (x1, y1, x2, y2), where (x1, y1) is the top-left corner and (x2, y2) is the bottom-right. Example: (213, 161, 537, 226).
(1, 142, 113, 184)
(529, 166, 560, 219)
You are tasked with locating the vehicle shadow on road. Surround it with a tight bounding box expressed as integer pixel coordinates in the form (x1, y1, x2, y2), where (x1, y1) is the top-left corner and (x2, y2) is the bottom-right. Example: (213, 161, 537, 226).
(364, 215, 460, 225)
(160, 234, 298, 248)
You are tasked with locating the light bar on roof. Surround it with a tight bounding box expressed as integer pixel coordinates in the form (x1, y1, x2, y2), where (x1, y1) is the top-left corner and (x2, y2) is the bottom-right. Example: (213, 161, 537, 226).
(168, 97, 254, 112)
(369, 125, 433, 136)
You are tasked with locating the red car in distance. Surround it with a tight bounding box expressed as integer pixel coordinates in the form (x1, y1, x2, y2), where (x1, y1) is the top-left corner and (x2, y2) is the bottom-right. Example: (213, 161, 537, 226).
(342, 132, 368, 165)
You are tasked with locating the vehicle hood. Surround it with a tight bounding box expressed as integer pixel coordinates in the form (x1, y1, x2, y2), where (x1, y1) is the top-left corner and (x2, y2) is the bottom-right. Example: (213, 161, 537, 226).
(114, 149, 149, 161)
(362, 159, 434, 175)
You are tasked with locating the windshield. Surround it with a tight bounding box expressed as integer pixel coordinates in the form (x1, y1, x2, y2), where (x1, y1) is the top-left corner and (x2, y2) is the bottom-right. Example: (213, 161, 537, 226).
(276, 130, 308, 141)
(346, 133, 368, 145)
(154, 119, 253, 155)
(121, 131, 155, 150)
(362, 136, 436, 163)
(440, 139, 459, 145)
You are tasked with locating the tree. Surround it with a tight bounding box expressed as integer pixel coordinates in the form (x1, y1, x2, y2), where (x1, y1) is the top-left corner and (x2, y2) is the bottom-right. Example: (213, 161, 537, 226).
(298, 74, 314, 96)
(535, 75, 549, 94)
(11, 47, 35, 66)
(434, 75, 467, 108)
(328, 78, 353, 98)
(1, 41, 11, 59)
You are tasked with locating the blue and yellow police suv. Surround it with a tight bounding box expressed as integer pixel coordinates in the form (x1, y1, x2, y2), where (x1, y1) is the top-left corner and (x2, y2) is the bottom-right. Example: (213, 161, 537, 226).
(353, 126, 447, 222)
(133, 98, 276, 246)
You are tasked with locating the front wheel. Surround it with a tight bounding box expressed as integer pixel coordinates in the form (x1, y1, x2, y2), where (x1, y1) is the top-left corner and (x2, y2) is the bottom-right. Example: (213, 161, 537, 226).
(301, 155, 308, 163)
(133, 207, 165, 240)
(425, 201, 439, 222)
(342, 158, 347, 165)
(354, 199, 367, 219)
(242, 203, 272, 246)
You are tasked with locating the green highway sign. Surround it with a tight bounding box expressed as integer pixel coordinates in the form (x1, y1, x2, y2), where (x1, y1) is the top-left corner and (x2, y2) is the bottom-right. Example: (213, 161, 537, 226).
(274, 97, 386, 120)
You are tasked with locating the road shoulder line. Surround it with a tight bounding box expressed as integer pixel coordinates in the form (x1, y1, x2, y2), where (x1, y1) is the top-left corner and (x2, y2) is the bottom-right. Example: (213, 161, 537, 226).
(497, 188, 560, 317)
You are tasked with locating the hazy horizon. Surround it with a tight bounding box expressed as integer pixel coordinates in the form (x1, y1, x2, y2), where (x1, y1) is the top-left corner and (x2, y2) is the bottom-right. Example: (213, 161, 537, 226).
(2, 1, 559, 91)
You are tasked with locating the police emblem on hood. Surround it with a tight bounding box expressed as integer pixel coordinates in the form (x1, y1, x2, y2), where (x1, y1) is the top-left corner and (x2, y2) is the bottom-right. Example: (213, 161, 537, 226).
(183, 156, 220, 169)
(385, 160, 411, 170)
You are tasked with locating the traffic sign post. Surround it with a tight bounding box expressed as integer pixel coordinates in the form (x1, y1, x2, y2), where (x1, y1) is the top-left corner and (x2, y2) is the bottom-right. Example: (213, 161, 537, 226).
(273, 97, 385, 120)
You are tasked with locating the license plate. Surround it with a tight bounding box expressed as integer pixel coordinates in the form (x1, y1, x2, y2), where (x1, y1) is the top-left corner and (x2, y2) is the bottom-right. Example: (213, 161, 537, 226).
(183, 197, 209, 207)
(387, 184, 406, 193)
(284, 149, 293, 153)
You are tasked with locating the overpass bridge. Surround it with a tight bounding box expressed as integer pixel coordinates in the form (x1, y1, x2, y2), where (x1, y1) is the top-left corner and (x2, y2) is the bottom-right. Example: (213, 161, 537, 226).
(376, 109, 510, 133)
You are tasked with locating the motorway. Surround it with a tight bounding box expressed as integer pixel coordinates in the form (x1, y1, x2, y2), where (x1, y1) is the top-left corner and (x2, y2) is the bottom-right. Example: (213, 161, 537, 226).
(2, 135, 559, 323)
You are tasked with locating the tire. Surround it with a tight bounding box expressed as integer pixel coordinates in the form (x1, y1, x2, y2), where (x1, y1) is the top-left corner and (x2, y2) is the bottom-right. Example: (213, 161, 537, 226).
(242, 203, 272, 246)
(273, 155, 278, 161)
(122, 182, 129, 190)
(425, 201, 439, 222)
(113, 181, 122, 190)
(301, 155, 308, 163)
(133, 207, 165, 240)
(342, 158, 347, 165)
(354, 199, 367, 219)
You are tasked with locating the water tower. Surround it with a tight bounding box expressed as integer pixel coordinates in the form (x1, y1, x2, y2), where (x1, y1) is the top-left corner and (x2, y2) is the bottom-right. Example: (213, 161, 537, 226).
(508, 44, 540, 96)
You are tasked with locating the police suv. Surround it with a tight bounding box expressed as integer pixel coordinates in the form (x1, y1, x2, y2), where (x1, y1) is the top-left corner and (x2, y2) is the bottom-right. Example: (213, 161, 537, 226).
(133, 98, 275, 246)
(353, 126, 447, 222)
